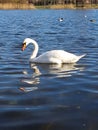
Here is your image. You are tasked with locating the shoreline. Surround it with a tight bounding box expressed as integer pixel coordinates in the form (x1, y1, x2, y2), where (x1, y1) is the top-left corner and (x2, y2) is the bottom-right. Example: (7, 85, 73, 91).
(0, 3, 98, 9)
(0, 3, 35, 10)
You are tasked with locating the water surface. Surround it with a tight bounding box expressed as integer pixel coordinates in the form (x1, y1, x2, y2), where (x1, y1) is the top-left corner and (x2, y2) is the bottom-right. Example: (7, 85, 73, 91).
(0, 9, 98, 130)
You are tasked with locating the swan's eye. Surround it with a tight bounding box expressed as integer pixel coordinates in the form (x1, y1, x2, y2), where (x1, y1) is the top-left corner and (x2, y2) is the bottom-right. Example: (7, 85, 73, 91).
(22, 42, 26, 51)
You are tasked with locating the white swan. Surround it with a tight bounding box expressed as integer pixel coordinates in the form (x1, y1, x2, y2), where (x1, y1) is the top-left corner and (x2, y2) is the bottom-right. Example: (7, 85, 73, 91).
(22, 38, 85, 64)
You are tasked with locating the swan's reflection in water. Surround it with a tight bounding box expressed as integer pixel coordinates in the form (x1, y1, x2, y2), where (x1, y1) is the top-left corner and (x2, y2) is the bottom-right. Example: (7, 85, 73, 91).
(20, 63, 85, 92)
(37, 63, 82, 77)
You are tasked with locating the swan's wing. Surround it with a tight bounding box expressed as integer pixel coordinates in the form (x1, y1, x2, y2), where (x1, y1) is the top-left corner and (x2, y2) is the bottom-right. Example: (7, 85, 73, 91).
(31, 50, 80, 63)
(45, 50, 79, 63)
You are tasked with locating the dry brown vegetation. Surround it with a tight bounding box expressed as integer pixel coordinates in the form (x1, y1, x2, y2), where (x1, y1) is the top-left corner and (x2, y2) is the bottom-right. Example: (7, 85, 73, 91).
(50, 4, 76, 9)
(0, 3, 98, 9)
(0, 3, 35, 9)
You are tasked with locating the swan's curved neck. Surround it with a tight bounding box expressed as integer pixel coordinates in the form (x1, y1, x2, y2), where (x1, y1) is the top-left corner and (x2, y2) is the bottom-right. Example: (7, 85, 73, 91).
(30, 39, 39, 60)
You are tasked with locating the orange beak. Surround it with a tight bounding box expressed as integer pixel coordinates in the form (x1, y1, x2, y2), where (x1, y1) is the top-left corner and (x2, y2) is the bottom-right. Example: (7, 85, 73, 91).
(22, 43, 26, 51)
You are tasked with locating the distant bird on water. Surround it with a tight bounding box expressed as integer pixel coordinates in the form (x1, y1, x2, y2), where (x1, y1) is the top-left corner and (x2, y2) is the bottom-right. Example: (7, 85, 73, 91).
(59, 18, 63, 22)
(89, 19, 96, 22)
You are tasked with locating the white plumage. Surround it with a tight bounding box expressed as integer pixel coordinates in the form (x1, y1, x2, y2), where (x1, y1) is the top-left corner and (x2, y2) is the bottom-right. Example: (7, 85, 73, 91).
(22, 38, 85, 64)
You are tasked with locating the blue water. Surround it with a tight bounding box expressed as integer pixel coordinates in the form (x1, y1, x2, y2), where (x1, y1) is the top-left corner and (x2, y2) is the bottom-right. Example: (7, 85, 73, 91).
(0, 9, 98, 130)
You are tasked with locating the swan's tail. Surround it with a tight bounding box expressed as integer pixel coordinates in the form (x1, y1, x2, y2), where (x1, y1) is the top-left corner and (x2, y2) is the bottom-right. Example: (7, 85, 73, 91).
(78, 54, 86, 59)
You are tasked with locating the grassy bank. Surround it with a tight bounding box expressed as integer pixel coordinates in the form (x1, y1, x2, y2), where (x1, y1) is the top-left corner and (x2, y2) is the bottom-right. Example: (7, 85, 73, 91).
(0, 3, 98, 9)
(35, 4, 98, 9)
(0, 3, 35, 9)
(50, 4, 76, 9)
(35, 4, 76, 9)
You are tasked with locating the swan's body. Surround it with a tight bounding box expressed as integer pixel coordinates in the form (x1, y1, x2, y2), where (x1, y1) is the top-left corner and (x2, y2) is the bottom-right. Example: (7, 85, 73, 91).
(22, 38, 85, 64)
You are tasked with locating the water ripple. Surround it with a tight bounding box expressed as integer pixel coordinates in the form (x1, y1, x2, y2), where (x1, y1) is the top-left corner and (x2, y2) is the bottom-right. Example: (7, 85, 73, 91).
(0, 9, 98, 130)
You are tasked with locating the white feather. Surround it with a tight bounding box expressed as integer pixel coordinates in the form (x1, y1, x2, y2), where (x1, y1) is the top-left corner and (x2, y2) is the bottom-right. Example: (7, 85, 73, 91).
(22, 38, 85, 64)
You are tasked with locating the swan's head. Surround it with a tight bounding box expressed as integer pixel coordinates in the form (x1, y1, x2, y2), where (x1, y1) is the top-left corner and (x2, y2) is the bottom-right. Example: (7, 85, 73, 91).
(22, 38, 33, 51)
